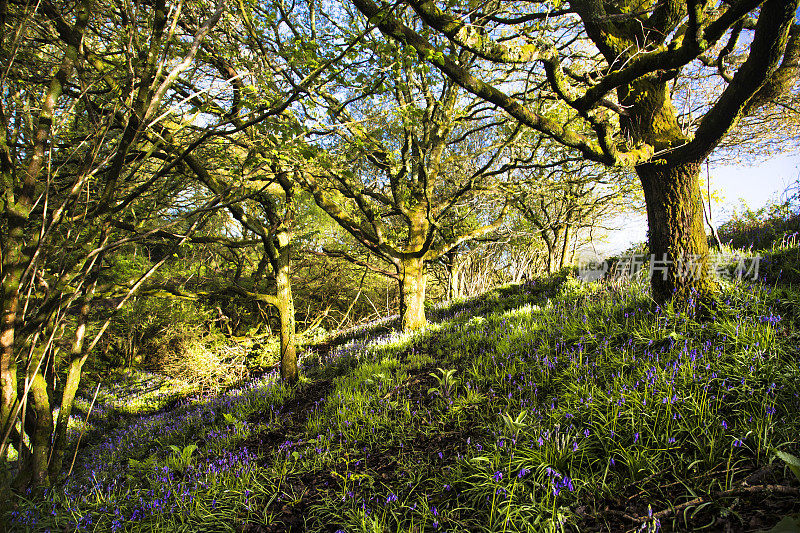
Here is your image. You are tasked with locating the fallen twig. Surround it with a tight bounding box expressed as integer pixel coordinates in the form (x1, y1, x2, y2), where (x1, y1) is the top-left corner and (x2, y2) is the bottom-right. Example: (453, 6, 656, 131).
(619, 484, 800, 530)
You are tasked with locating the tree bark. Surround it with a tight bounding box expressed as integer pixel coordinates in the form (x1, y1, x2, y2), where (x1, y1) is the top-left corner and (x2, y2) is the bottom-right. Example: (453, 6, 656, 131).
(559, 221, 572, 270)
(0, 276, 18, 481)
(49, 294, 91, 480)
(27, 365, 53, 488)
(399, 257, 427, 330)
(637, 159, 716, 304)
(445, 251, 461, 300)
(276, 233, 297, 384)
(543, 232, 557, 274)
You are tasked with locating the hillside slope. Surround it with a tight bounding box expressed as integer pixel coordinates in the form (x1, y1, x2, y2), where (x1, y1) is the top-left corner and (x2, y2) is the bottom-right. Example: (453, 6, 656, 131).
(5, 262, 800, 532)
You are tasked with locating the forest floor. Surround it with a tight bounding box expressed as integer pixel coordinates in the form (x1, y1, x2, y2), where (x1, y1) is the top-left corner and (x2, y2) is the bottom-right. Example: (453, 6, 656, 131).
(4, 248, 800, 532)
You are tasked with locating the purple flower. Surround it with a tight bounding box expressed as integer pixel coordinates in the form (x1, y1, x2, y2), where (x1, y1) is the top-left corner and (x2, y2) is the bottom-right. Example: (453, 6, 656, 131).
(386, 493, 398, 503)
(492, 471, 503, 482)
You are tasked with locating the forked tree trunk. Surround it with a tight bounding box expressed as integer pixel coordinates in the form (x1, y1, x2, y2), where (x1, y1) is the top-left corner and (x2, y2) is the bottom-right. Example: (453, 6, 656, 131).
(275, 238, 297, 384)
(637, 159, 716, 304)
(399, 257, 427, 330)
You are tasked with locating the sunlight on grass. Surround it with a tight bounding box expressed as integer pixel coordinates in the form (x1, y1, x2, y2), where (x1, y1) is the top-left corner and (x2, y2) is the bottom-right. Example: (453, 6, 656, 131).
(6, 264, 800, 532)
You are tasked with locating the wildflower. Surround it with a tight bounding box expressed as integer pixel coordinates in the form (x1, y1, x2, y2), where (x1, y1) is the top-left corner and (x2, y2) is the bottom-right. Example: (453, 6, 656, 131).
(386, 493, 398, 504)
(492, 471, 503, 482)
(517, 467, 530, 479)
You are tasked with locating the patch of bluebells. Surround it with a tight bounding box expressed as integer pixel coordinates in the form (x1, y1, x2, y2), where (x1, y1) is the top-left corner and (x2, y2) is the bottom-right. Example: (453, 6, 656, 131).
(27, 372, 278, 530)
(545, 468, 574, 497)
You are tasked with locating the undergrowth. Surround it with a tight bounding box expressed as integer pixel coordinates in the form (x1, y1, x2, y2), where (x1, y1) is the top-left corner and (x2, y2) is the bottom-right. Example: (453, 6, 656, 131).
(4, 266, 800, 532)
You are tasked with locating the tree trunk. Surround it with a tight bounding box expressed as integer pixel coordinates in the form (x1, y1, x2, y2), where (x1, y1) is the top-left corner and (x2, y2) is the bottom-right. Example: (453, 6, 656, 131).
(543, 233, 557, 274)
(399, 257, 427, 330)
(13, 341, 54, 490)
(27, 365, 52, 488)
(276, 237, 297, 384)
(559, 222, 572, 270)
(637, 159, 716, 304)
(445, 251, 461, 300)
(0, 289, 18, 470)
(0, 238, 22, 486)
(49, 295, 90, 480)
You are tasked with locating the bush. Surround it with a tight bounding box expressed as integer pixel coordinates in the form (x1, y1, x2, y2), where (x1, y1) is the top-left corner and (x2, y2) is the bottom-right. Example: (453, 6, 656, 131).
(718, 189, 800, 251)
(155, 326, 247, 393)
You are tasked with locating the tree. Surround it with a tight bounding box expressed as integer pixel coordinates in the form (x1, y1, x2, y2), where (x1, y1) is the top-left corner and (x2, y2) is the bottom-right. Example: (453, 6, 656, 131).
(350, 0, 800, 304)
(296, 24, 523, 330)
(0, 0, 230, 488)
(163, 0, 370, 382)
(508, 139, 640, 273)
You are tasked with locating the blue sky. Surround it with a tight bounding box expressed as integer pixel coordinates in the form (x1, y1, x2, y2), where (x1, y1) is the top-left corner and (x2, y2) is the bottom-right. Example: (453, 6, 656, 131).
(599, 153, 800, 255)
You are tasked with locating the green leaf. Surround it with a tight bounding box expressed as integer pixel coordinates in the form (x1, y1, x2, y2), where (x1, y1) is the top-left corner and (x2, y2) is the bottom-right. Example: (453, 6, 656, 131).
(182, 444, 198, 461)
(775, 449, 800, 482)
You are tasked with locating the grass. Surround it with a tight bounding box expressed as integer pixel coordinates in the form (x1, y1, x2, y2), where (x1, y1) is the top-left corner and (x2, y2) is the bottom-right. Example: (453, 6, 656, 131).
(4, 261, 800, 532)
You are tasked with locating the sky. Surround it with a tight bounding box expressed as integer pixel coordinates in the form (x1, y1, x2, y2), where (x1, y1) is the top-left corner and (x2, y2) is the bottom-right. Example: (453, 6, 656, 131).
(597, 153, 800, 256)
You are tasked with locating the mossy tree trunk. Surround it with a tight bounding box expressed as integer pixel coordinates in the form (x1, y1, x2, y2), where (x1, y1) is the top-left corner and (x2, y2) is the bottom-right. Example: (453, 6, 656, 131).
(0, 264, 20, 484)
(637, 160, 715, 304)
(27, 360, 53, 488)
(619, 77, 716, 305)
(49, 291, 92, 480)
(275, 231, 297, 384)
(399, 256, 427, 331)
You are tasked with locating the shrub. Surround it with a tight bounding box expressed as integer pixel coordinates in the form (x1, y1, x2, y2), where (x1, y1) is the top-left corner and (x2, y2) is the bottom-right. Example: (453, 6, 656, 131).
(155, 326, 247, 393)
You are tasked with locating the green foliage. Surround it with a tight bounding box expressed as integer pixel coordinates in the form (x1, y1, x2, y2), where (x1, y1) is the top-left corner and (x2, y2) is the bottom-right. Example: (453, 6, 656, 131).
(156, 330, 247, 393)
(166, 444, 198, 473)
(718, 190, 800, 251)
(774, 449, 800, 483)
(427, 367, 459, 400)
